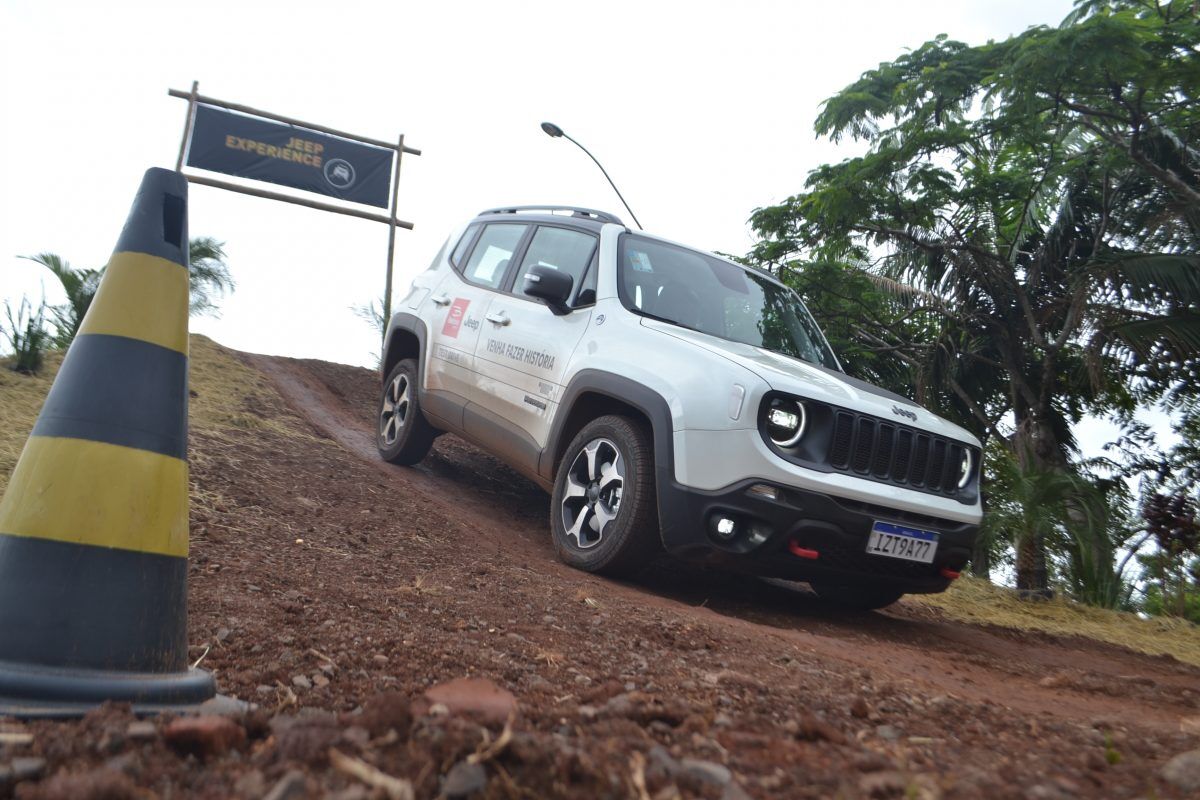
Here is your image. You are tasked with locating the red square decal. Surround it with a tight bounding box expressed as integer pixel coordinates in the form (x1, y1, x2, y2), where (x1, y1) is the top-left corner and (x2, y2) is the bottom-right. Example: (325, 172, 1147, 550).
(442, 298, 470, 338)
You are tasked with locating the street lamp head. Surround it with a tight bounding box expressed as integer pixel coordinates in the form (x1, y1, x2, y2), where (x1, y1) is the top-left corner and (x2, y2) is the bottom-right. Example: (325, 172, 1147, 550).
(536, 120, 643, 230)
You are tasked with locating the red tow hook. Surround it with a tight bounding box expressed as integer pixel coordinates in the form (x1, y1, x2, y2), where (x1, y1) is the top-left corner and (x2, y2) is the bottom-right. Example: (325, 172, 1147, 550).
(788, 540, 819, 560)
(939, 567, 961, 580)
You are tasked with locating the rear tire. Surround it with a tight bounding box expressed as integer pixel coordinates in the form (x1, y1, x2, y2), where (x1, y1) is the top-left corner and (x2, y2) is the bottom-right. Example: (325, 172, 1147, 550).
(811, 582, 904, 611)
(377, 358, 435, 465)
(551, 415, 659, 577)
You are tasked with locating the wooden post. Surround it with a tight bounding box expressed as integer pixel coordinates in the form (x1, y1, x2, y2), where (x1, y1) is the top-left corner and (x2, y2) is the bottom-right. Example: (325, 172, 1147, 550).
(175, 81, 199, 172)
(382, 134, 405, 345)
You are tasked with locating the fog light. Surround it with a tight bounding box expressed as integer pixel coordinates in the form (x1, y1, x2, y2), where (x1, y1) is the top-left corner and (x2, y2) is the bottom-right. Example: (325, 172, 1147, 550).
(747, 484, 779, 501)
(714, 517, 737, 539)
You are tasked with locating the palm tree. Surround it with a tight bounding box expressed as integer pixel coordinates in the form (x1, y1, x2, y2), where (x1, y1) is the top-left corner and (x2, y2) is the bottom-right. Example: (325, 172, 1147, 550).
(18, 253, 101, 347)
(1106, 254, 1200, 389)
(22, 237, 235, 345)
(187, 237, 235, 318)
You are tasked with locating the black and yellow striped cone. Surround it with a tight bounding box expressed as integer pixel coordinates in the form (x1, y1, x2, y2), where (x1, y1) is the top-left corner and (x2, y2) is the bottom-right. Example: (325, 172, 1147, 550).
(0, 168, 216, 716)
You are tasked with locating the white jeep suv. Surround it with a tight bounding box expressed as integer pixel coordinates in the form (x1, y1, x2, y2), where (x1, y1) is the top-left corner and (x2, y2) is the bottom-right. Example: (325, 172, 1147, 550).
(378, 207, 982, 609)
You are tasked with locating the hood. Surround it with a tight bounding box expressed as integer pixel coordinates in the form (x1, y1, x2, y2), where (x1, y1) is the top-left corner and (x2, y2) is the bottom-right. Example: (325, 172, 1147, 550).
(641, 319, 981, 447)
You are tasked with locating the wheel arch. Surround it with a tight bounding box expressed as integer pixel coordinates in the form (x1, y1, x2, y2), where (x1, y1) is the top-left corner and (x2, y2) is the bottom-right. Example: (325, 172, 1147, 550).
(544, 371, 673, 478)
(381, 313, 428, 384)
(543, 371, 677, 539)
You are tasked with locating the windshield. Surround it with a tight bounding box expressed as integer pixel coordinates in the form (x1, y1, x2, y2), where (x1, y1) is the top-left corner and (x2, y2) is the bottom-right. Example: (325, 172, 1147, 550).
(618, 235, 840, 371)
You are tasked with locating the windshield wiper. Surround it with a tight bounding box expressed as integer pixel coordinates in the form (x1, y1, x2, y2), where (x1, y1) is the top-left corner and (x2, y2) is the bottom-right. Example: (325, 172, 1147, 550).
(634, 309, 701, 333)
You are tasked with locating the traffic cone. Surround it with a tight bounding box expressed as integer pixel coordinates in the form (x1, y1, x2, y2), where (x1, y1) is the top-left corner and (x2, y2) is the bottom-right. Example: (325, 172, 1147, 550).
(0, 168, 216, 716)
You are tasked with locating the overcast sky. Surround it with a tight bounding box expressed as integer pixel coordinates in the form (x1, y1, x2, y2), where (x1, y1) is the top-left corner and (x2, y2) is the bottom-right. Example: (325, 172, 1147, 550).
(10, 0, 1157, 453)
(2, 0, 1079, 360)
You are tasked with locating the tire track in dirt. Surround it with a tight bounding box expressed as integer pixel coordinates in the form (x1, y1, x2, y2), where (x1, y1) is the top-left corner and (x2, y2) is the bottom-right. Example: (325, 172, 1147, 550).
(246, 351, 1200, 734)
(246, 353, 552, 558)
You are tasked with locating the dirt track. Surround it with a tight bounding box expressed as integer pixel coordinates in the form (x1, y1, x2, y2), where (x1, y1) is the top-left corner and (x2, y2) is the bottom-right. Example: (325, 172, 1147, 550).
(4, 342, 1199, 799)
(248, 354, 1200, 729)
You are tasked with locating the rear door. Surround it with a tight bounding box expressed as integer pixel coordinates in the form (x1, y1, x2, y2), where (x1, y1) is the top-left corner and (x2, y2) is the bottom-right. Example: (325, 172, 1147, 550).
(468, 224, 598, 463)
(423, 222, 529, 429)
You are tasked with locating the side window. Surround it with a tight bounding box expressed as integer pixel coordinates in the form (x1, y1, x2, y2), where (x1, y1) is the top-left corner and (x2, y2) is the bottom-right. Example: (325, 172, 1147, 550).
(450, 225, 479, 268)
(462, 224, 527, 289)
(513, 227, 597, 304)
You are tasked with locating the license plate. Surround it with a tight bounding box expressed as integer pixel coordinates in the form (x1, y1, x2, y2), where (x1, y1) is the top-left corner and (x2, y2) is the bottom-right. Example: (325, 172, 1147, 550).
(866, 521, 938, 564)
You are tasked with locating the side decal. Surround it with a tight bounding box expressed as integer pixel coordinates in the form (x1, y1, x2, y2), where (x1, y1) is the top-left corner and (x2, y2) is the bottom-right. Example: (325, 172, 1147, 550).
(442, 298, 470, 338)
(484, 338, 556, 371)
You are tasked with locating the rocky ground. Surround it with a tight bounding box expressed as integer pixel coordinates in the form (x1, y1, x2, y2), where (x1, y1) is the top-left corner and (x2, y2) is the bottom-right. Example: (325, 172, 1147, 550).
(2, 338, 1199, 799)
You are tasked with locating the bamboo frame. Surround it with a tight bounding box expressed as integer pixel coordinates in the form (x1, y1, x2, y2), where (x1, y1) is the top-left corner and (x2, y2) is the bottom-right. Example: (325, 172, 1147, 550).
(170, 84, 420, 332)
(181, 174, 414, 229)
(174, 81, 200, 172)
(382, 133, 406, 340)
(168, 88, 420, 155)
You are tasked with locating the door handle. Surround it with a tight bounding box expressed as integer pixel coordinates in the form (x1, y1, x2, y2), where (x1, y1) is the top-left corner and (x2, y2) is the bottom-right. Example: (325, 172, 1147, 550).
(431, 293, 452, 306)
(485, 311, 511, 326)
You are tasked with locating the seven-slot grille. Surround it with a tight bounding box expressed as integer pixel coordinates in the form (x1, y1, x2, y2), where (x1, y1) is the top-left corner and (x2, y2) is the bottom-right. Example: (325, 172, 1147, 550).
(828, 411, 969, 496)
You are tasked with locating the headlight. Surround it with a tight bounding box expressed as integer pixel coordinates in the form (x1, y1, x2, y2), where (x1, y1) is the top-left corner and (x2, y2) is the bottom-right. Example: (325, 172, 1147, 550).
(956, 448, 974, 489)
(765, 398, 806, 447)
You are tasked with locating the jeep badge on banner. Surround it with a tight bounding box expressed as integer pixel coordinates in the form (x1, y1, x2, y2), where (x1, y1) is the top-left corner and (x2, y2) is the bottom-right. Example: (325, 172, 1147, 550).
(186, 104, 393, 208)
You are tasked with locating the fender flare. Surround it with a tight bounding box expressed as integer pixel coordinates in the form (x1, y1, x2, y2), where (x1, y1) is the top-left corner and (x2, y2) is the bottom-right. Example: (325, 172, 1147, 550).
(544, 370, 691, 547)
(381, 313, 429, 384)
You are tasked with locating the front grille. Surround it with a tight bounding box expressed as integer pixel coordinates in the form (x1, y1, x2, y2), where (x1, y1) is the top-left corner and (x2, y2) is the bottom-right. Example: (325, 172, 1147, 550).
(828, 410, 969, 496)
(830, 497, 969, 531)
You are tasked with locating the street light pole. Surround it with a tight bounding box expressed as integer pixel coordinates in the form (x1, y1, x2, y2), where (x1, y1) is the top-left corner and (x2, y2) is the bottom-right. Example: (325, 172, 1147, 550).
(540, 122, 643, 230)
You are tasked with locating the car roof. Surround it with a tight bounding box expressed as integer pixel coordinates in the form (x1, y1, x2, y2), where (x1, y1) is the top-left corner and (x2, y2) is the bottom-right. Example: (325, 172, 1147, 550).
(473, 206, 621, 233)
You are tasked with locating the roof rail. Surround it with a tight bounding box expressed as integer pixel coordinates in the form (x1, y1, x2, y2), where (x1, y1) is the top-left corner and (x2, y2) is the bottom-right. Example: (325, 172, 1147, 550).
(478, 206, 625, 225)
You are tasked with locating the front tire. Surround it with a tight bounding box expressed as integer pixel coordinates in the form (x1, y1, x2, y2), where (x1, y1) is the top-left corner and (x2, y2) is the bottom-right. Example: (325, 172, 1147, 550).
(377, 359, 435, 465)
(551, 415, 659, 576)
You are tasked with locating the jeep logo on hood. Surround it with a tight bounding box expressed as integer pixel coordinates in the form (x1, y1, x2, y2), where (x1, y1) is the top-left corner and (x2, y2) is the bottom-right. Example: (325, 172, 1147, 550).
(892, 405, 918, 422)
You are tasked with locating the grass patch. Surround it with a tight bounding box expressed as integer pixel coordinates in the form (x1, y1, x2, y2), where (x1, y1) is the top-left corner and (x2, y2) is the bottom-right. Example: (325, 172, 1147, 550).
(0, 348, 65, 496)
(187, 334, 311, 440)
(0, 335, 311, 496)
(909, 575, 1200, 667)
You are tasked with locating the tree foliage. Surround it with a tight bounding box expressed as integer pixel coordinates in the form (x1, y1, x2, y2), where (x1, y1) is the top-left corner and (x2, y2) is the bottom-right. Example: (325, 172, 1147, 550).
(18, 253, 100, 347)
(1140, 491, 1200, 619)
(22, 238, 236, 346)
(749, 0, 1199, 595)
(186, 237, 236, 318)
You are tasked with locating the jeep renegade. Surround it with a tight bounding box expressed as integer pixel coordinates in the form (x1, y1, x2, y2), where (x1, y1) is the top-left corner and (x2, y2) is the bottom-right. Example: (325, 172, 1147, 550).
(377, 206, 982, 610)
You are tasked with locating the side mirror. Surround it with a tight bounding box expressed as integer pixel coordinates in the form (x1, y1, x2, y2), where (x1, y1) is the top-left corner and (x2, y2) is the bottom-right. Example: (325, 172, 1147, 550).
(523, 265, 573, 314)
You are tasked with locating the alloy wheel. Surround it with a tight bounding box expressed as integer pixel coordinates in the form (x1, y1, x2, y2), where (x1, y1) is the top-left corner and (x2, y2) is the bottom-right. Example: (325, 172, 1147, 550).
(560, 437, 625, 549)
(379, 373, 411, 446)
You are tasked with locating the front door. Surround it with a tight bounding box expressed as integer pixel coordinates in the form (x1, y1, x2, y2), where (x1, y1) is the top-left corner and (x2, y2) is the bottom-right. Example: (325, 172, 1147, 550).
(469, 225, 598, 461)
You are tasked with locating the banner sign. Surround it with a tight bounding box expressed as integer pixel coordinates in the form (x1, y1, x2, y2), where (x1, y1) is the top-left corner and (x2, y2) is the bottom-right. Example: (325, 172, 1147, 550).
(186, 104, 394, 208)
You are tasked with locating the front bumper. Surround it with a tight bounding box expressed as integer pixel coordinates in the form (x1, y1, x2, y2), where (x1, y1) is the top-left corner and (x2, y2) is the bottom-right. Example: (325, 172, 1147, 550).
(656, 477, 980, 594)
